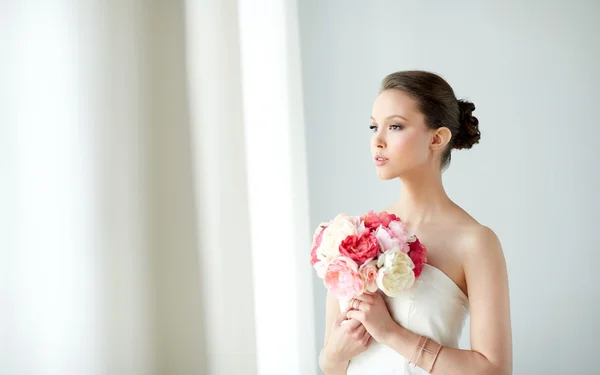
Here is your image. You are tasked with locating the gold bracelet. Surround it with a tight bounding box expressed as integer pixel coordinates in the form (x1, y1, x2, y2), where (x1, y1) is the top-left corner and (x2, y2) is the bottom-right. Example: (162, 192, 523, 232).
(427, 343, 443, 373)
(408, 335, 443, 372)
(414, 337, 428, 367)
(408, 335, 425, 368)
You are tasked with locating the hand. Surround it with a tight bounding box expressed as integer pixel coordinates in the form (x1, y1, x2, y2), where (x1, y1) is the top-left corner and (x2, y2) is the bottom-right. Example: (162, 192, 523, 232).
(345, 291, 400, 344)
(322, 308, 373, 364)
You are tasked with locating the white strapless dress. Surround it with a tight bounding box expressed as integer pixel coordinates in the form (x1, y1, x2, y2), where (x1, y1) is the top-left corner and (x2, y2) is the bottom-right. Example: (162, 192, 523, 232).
(342, 264, 470, 375)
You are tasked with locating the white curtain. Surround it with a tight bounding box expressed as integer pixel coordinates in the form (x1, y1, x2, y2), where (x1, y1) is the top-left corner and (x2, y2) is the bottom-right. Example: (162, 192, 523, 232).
(1, 1, 317, 374)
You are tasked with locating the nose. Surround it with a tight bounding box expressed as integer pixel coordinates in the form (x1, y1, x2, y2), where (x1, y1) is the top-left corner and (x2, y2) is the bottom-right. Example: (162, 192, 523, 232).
(374, 131, 386, 149)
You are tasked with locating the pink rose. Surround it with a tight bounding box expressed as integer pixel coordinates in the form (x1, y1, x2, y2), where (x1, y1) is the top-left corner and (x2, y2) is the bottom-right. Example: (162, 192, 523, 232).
(310, 225, 327, 265)
(408, 238, 428, 277)
(339, 231, 379, 265)
(358, 259, 379, 293)
(375, 223, 411, 253)
(388, 220, 412, 251)
(313, 260, 328, 278)
(324, 257, 365, 300)
(374, 226, 403, 253)
(360, 210, 399, 231)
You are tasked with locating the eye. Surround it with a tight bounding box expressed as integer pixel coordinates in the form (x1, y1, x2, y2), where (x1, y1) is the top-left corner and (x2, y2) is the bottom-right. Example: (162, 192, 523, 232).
(369, 125, 378, 132)
(389, 124, 403, 130)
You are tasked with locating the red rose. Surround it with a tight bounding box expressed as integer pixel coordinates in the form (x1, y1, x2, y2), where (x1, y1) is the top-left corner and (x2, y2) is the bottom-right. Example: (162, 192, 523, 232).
(408, 238, 428, 277)
(339, 232, 380, 265)
(360, 210, 400, 231)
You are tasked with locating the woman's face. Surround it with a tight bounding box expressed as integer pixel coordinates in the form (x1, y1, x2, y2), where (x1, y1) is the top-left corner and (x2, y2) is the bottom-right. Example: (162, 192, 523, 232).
(370, 89, 436, 180)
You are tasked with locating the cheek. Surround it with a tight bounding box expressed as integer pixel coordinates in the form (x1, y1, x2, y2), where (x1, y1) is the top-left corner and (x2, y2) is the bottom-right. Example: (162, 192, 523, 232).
(389, 132, 427, 160)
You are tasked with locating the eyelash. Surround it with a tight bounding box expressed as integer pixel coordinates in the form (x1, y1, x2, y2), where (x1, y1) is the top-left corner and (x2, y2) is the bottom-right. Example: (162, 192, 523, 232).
(369, 124, 403, 132)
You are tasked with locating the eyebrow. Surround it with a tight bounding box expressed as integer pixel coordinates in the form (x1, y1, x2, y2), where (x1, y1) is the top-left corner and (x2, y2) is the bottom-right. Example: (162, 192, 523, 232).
(370, 114, 408, 122)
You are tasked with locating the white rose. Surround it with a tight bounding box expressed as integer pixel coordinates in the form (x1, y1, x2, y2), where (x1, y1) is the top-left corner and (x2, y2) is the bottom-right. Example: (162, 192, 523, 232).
(316, 214, 359, 261)
(376, 249, 415, 297)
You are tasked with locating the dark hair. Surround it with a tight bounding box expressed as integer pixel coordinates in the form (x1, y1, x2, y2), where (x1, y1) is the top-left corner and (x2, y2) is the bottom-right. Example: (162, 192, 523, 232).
(380, 70, 481, 169)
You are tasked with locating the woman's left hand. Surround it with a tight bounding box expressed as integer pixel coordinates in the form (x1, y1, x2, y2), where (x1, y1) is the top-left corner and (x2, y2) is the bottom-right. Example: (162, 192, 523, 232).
(345, 291, 401, 345)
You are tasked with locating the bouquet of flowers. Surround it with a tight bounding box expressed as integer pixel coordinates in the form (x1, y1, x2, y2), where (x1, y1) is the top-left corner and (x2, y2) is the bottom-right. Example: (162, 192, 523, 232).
(310, 210, 427, 301)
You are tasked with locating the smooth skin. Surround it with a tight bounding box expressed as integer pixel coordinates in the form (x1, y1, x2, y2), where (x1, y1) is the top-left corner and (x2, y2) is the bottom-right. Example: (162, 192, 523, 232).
(319, 89, 512, 375)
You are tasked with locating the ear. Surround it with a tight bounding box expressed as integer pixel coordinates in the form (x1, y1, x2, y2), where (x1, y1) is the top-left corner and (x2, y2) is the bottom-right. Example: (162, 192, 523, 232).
(430, 127, 452, 151)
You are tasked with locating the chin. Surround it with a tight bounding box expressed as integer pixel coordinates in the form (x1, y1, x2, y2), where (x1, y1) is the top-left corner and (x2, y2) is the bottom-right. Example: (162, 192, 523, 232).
(375, 169, 400, 180)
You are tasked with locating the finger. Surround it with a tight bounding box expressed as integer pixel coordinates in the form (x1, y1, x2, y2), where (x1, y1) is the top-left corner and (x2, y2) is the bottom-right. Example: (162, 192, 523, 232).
(346, 309, 365, 323)
(362, 328, 370, 341)
(350, 298, 363, 310)
(353, 293, 374, 303)
(343, 318, 361, 330)
(350, 320, 366, 334)
(351, 323, 366, 340)
(360, 328, 371, 344)
(349, 298, 367, 311)
(335, 307, 352, 325)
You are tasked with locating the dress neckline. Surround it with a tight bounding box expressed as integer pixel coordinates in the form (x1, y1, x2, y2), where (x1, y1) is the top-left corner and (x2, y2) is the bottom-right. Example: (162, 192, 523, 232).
(422, 263, 469, 303)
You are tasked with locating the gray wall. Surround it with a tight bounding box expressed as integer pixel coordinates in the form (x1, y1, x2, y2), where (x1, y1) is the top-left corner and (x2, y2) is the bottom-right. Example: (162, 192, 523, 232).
(298, 1, 600, 374)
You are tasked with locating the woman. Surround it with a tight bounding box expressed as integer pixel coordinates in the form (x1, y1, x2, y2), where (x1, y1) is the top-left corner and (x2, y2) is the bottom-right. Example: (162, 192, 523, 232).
(318, 71, 512, 374)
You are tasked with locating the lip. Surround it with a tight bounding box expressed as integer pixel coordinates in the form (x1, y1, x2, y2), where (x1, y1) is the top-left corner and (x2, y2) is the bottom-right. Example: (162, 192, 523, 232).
(374, 155, 389, 166)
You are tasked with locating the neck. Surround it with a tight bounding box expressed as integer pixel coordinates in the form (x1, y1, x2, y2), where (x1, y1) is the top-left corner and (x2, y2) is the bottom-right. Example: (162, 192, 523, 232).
(393, 168, 451, 229)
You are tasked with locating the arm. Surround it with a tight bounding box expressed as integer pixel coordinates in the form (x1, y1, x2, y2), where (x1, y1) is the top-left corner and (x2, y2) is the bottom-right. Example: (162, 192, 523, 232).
(383, 226, 513, 374)
(319, 291, 349, 375)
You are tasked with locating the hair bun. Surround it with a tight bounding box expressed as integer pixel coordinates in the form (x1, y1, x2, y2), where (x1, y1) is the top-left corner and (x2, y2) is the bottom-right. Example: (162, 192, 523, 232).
(454, 99, 481, 150)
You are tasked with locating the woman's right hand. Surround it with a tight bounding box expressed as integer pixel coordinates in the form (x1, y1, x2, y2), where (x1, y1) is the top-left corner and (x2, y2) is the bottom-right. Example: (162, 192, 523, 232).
(322, 308, 373, 365)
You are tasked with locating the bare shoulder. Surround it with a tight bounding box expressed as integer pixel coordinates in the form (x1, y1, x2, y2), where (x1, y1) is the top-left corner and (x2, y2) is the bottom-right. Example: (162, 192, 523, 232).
(446, 208, 508, 287)
(455, 216, 509, 296)
(462, 224, 502, 257)
(449, 207, 503, 261)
